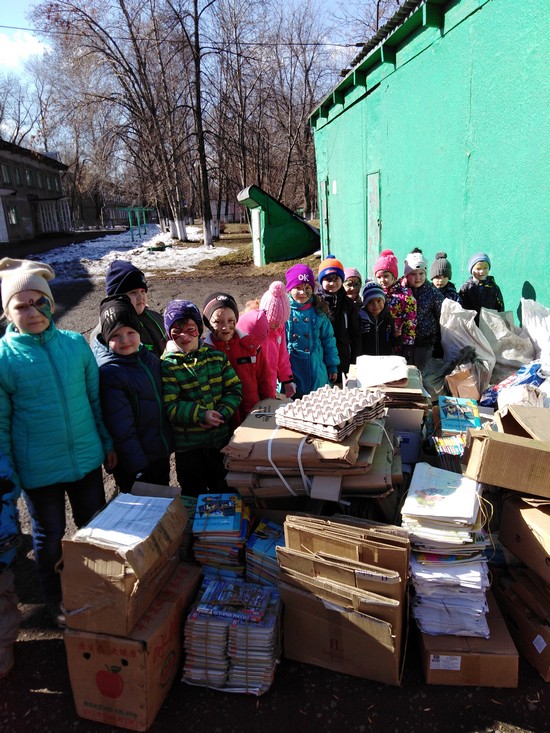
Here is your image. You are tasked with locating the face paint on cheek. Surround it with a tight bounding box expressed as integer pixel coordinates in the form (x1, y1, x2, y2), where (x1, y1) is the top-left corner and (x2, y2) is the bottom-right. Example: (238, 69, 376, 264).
(34, 296, 53, 321)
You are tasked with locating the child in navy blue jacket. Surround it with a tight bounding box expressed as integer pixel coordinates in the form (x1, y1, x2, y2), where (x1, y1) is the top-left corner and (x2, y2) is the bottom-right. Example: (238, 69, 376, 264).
(358, 282, 396, 356)
(93, 295, 172, 492)
(459, 252, 504, 325)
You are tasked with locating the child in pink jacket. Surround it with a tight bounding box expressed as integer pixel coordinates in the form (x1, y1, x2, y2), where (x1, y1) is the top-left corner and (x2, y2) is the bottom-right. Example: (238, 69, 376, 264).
(258, 281, 296, 398)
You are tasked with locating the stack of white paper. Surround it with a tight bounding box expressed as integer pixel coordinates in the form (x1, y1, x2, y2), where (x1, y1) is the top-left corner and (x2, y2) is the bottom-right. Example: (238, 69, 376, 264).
(402, 463, 490, 637)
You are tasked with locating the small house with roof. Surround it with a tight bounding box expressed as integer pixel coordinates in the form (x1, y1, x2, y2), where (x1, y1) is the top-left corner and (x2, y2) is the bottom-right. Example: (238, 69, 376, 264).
(0, 140, 71, 244)
(310, 0, 549, 312)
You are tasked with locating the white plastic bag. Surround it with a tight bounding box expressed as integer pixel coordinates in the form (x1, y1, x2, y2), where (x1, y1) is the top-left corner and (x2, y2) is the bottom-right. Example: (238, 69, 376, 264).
(521, 298, 550, 361)
(496, 384, 546, 411)
(479, 309, 535, 366)
(440, 299, 496, 380)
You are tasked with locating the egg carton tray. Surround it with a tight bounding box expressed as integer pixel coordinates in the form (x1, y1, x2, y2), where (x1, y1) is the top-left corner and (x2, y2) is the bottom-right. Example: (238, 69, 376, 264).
(275, 385, 386, 441)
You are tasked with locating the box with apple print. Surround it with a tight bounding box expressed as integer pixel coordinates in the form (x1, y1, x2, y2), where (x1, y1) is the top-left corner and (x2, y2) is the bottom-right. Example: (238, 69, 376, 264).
(64, 562, 202, 731)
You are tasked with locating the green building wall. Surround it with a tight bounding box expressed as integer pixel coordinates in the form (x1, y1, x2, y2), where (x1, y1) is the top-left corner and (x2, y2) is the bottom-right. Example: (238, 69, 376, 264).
(312, 0, 550, 317)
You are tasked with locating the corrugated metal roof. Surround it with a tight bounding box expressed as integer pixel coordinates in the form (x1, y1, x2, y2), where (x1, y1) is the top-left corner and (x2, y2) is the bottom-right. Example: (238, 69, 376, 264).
(343, 0, 425, 75)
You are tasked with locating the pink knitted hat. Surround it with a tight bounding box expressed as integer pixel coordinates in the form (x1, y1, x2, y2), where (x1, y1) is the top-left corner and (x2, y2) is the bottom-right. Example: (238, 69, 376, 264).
(373, 250, 398, 279)
(344, 267, 362, 283)
(260, 281, 291, 325)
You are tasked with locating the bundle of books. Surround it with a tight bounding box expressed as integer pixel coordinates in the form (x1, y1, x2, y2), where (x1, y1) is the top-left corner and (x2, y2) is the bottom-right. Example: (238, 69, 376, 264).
(401, 462, 491, 637)
(245, 519, 284, 586)
(182, 577, 282, 695)
(192, 493, 250, 577)
(223, 398, 402, 503)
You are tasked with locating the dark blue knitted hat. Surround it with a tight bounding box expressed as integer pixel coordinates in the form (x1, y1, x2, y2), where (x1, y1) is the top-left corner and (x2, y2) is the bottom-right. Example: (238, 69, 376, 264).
(105, 260, 148, 295)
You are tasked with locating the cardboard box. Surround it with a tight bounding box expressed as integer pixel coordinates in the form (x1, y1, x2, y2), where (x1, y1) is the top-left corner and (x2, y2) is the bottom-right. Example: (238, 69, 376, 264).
(493, 573, 550, 682)
(61, 486, 187, 635)
(65, 562, 202, 731)
(462, 429, 550, 499)
(495, 404, 550, 441)
(279, 516, 409, 686)
(385, 408, 424, 463)
(499, 497, 550, 585)
(418, 591, 518, 687)
(280, 582, 404, 685)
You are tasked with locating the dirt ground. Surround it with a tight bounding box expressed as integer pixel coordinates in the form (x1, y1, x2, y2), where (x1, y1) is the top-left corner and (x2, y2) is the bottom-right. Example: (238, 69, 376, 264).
(0, 239, 548, 733)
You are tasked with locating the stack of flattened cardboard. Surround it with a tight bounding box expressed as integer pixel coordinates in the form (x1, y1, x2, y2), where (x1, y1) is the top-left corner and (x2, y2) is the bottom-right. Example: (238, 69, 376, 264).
(277, 515, 409, 685)
(223, 398, 402, 502)
(61, 484, 202, 731)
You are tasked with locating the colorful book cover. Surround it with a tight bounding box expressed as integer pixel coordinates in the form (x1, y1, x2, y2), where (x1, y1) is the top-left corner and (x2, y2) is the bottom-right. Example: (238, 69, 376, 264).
(246, 520, 284, 560)
(438, 396, 481, 434)
(192, 493, 243, 534)
(196, 578, 272, 622)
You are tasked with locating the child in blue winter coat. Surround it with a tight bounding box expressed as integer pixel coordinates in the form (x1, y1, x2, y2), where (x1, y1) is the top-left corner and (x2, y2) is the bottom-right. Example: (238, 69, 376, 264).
(0, 450, 19, 679)
(285, 264, 339, 398)
(92, 294, 172, 492)
(0, 258, 115, 627)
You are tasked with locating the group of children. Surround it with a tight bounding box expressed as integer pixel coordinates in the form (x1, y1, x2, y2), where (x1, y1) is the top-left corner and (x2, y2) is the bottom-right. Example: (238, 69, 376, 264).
(341, 248, 504, 370)
(0, 248, 503, 677)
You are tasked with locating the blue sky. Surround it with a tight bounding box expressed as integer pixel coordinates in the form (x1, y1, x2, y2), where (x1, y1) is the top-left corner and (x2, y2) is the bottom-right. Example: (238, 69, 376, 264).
(0, 0, 48, 72)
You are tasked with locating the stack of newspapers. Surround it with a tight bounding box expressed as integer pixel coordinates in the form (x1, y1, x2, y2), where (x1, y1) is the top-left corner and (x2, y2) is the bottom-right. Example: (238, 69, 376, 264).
(182, 577, 282, 695)
(401, 462, 491, 637)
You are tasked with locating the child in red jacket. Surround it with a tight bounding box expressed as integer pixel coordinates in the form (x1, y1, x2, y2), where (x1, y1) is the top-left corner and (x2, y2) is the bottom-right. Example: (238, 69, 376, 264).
(202, 292, 275, 426)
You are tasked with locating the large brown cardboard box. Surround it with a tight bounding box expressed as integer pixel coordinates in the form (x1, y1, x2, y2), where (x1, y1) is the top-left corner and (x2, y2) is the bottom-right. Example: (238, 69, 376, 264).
(61, 486, 186, 635)
(499, 497, 550, 585)
(280, 582, 404, 686)
(462, 429, 550, 499)
(64, 562, 202, 731)
(493, 573, 550, 682)
(418, 591, 518, 687)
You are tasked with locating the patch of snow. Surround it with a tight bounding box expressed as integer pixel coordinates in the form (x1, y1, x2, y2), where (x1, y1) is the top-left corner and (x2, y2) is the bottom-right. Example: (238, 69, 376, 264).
(30, 225, 233, 281)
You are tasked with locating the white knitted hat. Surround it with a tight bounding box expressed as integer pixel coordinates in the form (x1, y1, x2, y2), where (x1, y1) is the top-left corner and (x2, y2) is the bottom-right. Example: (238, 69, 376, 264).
(403, 249, 428, 276)
(0, 258, 55, 311)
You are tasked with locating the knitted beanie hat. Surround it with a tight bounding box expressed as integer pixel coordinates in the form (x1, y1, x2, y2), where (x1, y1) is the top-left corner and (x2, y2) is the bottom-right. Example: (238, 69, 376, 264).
(430, 252, 452, 280)
(105, 260, 148, 295)
(202, 292, 239, 331)
(403, 248, 428, 276)
(164, 299, 203, 336)
(318, 255, 345, 283)
(237, 309, 269, 344)
(373, 250, 398, 279)
(343, 267, 362, 284)
(0, 257, 55, 311)
(100, 294, 142, 343)
(285, 263, 315, 292)
(468, 252, 491, 273)
(361, 281, 386, 305)
(259, 281, 291, 325)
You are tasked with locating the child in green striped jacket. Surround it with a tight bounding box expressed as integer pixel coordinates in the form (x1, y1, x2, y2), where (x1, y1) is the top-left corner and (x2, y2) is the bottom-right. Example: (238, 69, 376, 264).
(161, 300, 242, 497)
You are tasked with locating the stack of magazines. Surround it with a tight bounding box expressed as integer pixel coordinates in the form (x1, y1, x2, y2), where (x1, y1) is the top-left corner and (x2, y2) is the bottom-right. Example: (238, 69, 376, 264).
(401, 462, 491, 637)
(182, 577, 282, 695)
(245, 519, 284, 586)
(192, 493, 250, 577)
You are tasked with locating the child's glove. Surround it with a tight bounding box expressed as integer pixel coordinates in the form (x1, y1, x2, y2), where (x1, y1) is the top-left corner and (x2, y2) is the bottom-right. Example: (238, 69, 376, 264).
(283, 381, 297, 399)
